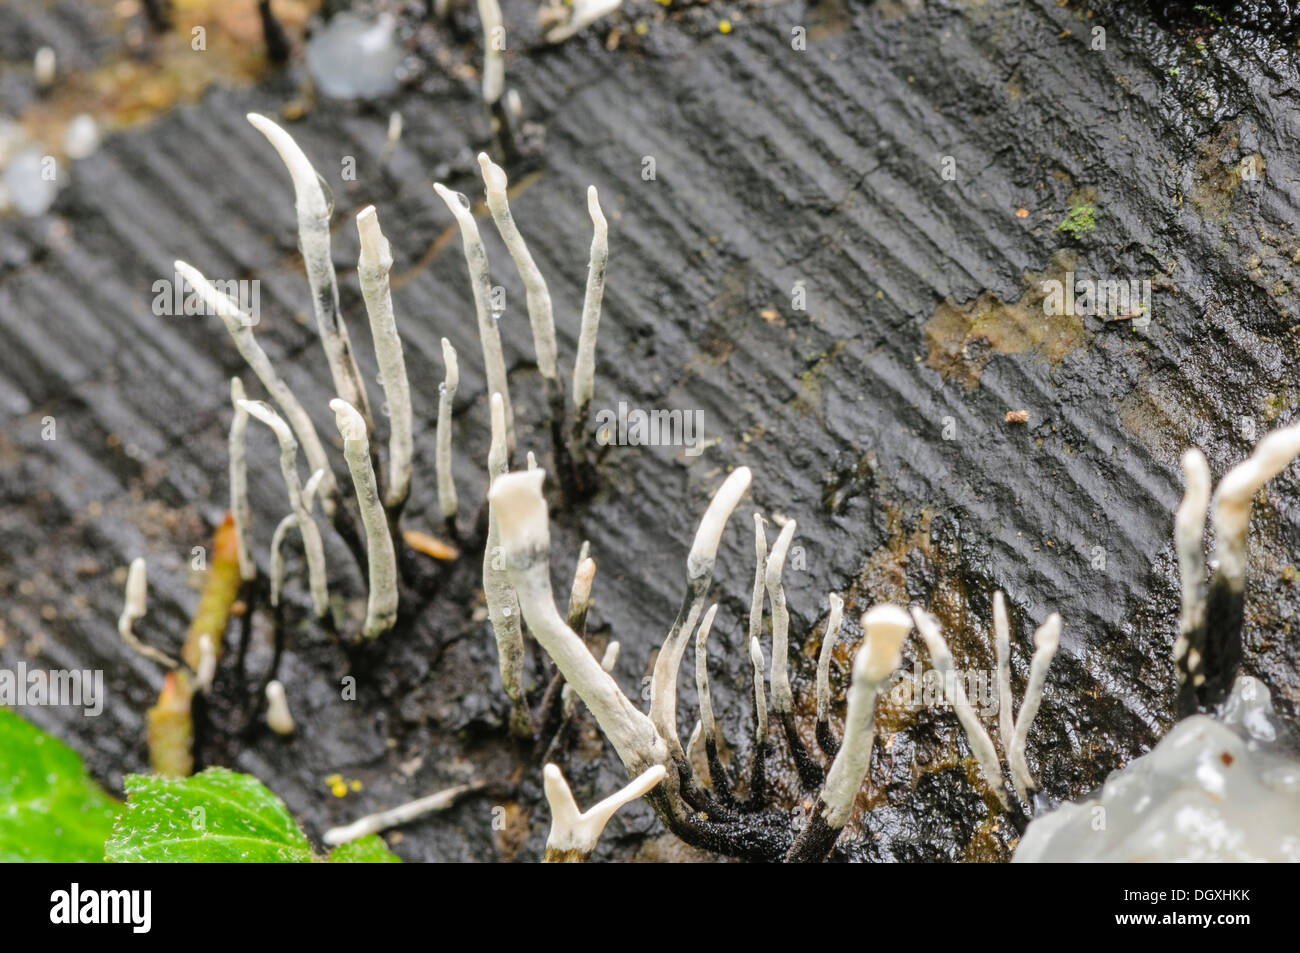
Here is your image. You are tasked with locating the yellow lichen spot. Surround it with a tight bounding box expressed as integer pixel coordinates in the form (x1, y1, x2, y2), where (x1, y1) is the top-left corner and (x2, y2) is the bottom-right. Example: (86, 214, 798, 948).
(325, 774, 348, 798)
(719, 19, 732, 33)
(635, 21, 650, 35)
(349, 779, 363, 792)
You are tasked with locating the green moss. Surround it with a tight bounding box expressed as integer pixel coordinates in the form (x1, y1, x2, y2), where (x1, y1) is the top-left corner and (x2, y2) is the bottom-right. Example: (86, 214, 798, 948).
(1056, 204, 1096, 240)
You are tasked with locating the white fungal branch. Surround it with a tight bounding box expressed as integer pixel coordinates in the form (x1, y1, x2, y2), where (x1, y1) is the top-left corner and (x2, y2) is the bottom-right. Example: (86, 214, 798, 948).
(476, 0, 505, 104)
(563, 636, 617, 719)
(649, 467, 752, 761)
(356, 206, 413, 510)
(247, 113, 373, 430)
(436, 338, 459, 522)
(571, 185, 608, 417)
(478, 153, 559, 387)
(749, 637, 768, 743)
(484, 392, 530, 737)
(489, 469, 668, 776)
(322, 783, 483, 846)
(694, 603, 721, 751)
(434, 183, 514, 452)
(1174, 448, 1210, 669)
(764, 518, 798, 715)
(269, 469, 325, 609)
(265, 680, 295, 735)
(1211, 422, 1300, 587)
(543, 763, 666, 862)
(330, 399, 398, 639)
(815, 593, 845, 725)
(1009, 614, 1061, 801)
(820, 605, 911, 827)
(175, 260, 337, 515)
(544, 0, 622, 43)
(229, 378, 256, 582)
(240, 399, 329, 617)
(911, 607, 1009, 809)
(993, 590, 1013, 758)
(117, 557, 178, 669)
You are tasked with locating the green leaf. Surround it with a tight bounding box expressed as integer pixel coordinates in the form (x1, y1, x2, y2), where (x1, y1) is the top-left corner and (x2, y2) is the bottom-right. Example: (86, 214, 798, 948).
(106, 768, 317, 863)
(327, 835, 402, 863)
(0, 710, 121, 862)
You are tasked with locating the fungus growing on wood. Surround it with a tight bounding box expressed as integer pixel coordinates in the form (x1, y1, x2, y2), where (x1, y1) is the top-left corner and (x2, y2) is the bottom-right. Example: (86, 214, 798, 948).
(265, 680, 294, 735)
(175, 260, 337, 515)
(787, 605, 911, 862)
(239, 399, 329, 618)
(433, 182, 514, 451)
(356, 205, 413, 513)
(569, 186, 608, 491)
(542, 763, 665, 862)
(483, 392, 531, 738)
(911, 607, 1010, 810)
(228, 378, 256, 582)
(436, 338, 459, 531)
(246, 113, 373, 431)
(322, 783, 483, 846)
(1008, 614, 1062, 801)
(330, 398, 398, 639)
(814, 592, 844, 757)
(118, 558, 178, 669)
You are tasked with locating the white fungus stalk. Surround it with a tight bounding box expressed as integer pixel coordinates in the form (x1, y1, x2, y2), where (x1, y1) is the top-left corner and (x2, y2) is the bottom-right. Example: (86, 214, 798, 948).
(265, 680, 295, 735)
(489, 470, 668, 776)
(476, 0, 505, 104)
(1009, 614, 1062, 801)
(563, 636, 617, 718)
(993, 590, 1013, 758)
(330, 398, 398, 639)
(694, 603, 721, 750)
(749, 637, 768, 743)
(1174, 449, 1210, 678)
(436, 338, 459, 522)
(117, 557, 178, 669)
(228, 378, 256, 582)
(812, 605, 911, 837)
(175, 260, 337, 515)
(322, 783, 482, 846)
(544, 0, 622, 43)
(433, 182, 514, 451)
(542, 763, 666, 862)
(571, 186, 608, 427)
(478, 153, 558, 387)
(246, 113, 373, 430)
(239, 400, 329, 617)
(815, 593, 845, 725)
(484, 392, 530, 737)
(1211, 423, 1300, 586)
(649, 467, 752, 761)
(356, 206, 413, 510)
(911, 607, 1009, 809)
(764, 518, 798, 715)
(269, 469, 325, 609)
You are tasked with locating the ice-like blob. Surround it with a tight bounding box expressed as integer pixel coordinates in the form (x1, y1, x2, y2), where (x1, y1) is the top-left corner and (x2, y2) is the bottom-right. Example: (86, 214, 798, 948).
(306, 13, 403, 100)
(1014, 676, 1300, 862)
(4, 148, 59, 217)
